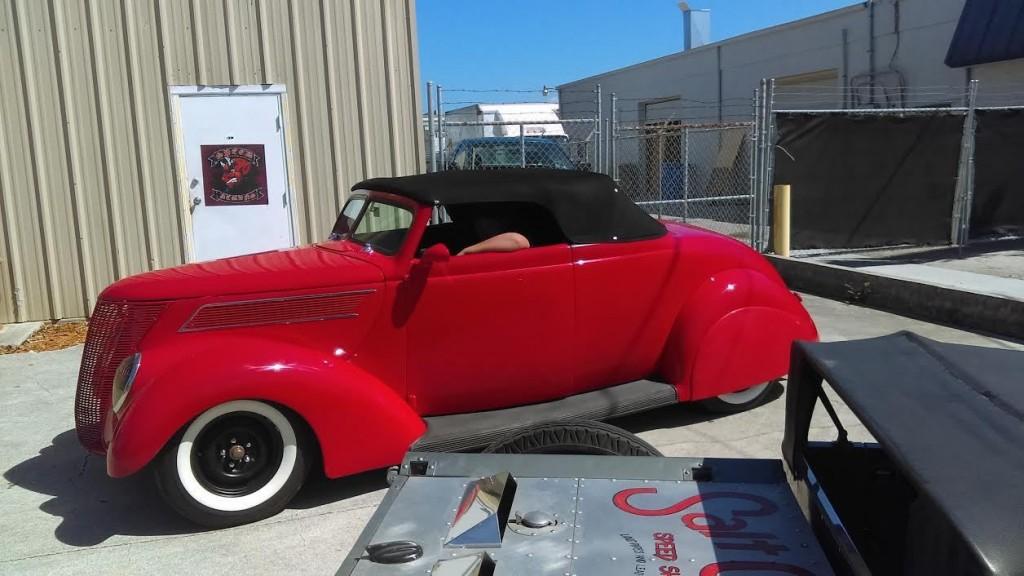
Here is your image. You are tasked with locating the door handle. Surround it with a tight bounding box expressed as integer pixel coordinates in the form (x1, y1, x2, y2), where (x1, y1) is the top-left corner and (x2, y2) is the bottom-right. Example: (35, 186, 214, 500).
(190, 196, 202, 214)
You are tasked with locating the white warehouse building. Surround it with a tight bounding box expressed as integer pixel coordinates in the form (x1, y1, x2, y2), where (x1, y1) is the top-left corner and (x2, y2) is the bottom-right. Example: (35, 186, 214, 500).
(558, 0, 1024, 125)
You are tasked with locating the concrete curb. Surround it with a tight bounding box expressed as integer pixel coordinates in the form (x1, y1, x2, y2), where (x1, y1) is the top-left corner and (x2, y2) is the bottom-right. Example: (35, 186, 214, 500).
(0, 321, 43, 347)
(768, 255, 1024, 341)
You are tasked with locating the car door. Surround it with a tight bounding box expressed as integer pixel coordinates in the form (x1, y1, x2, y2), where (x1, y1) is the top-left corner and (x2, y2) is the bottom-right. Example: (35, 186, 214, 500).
(404, 244, 575, 415)
(570, 236, 680, 392)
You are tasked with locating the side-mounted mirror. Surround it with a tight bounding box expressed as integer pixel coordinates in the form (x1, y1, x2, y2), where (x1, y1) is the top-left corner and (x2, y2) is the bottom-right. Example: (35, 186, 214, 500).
(420, 243, 450, 265)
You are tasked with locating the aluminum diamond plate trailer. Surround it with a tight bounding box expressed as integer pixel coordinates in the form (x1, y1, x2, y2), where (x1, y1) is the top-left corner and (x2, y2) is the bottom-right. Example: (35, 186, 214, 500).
(339, 332, 1024, 576)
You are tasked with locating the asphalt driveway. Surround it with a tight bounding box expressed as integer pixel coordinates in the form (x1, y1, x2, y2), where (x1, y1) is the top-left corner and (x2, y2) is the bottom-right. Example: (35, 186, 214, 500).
(2, 294, 1021, 575)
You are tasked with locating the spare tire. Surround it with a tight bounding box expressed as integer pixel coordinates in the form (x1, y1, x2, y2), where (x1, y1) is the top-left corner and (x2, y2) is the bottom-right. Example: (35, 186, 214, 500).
(483, 420, 662, 456)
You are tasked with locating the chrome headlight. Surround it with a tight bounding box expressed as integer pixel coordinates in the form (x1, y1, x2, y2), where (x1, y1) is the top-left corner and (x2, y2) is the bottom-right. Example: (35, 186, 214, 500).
(111, 353, 142, 413)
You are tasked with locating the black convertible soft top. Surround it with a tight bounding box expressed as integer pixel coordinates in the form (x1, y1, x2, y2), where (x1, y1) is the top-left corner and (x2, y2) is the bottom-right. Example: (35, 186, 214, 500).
(783, 332, 1024, 576)
(352, 169, 666, 244)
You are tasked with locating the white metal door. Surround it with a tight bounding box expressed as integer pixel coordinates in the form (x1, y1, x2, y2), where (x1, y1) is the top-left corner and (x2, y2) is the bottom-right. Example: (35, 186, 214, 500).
(178, 89, 293, 262)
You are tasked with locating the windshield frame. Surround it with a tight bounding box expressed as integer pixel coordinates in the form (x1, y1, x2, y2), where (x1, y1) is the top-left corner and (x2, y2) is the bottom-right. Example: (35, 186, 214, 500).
(341, 192, 419, 256)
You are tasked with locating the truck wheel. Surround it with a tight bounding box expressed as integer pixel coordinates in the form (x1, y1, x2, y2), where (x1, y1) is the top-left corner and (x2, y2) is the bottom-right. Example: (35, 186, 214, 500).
(483, 420, 662, 456)
(154, 400, 311, 528)
(701, 381, 776, 414)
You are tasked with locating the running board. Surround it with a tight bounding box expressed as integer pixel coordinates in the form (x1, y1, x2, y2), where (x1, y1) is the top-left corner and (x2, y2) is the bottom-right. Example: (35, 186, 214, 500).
(412, 379, 679, 453)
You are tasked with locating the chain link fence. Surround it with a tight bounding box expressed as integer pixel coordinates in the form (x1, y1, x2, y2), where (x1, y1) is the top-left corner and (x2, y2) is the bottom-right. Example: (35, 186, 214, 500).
(424, 93, 757, 244)
(434, 119, 599, 172)
(612, 122, 754, 243)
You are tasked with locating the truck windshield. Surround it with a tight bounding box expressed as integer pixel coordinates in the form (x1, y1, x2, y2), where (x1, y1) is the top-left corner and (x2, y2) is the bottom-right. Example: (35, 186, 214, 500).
(472, 142, 573, 170)
(347, 199, 414, 255)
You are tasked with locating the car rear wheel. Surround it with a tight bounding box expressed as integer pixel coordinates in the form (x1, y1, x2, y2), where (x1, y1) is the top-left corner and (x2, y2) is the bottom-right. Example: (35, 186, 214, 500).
(483, 420, 662, 456)
(701, 381, 776, 414)
(154, 400, 310, 528)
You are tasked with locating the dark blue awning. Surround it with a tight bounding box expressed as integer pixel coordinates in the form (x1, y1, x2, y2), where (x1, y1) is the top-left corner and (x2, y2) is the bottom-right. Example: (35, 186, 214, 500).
(945, 0, 1024, 67)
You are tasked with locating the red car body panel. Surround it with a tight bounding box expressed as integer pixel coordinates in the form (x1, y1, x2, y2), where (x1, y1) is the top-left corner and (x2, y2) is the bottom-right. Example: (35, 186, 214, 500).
(79, 190, 816, 480)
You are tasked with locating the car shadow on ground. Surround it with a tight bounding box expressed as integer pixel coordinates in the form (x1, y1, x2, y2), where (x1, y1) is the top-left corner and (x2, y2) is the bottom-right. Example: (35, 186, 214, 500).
(3, 430, 389, 547)
(611, 381, 785, 435)
(288, 468, 389, 510)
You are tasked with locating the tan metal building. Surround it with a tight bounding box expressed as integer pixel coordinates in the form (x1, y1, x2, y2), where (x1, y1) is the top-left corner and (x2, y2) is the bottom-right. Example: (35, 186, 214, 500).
(0, 0, 423, 323)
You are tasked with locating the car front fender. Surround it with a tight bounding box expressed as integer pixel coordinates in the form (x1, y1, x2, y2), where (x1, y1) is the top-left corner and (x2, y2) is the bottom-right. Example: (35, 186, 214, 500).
(658, 267, 818, 401)
(106, 335, 424, 479)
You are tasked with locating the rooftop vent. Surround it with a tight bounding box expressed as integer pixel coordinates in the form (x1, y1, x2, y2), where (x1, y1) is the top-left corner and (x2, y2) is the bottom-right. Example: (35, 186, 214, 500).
(678, 2, 711, 50)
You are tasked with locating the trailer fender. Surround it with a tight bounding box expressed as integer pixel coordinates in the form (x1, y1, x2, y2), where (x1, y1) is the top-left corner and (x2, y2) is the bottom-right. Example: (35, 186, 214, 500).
(107, 336, 424, 479)
(659, 268, 817, 401)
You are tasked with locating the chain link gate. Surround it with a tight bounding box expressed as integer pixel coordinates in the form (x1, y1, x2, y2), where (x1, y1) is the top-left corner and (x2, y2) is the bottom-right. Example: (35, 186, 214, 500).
(611, 122, 756, 244)
(425, 83, 759, 246)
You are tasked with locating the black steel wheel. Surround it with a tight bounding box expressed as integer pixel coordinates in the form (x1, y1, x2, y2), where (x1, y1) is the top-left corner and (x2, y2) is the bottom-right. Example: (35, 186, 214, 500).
(154, 400, 311, 528)
(190, 412, 283, 497)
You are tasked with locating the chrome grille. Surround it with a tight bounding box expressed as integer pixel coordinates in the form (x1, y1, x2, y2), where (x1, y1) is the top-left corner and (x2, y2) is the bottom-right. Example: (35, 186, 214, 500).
(180, 290, 372, 332)
(74, 300, 166, 453)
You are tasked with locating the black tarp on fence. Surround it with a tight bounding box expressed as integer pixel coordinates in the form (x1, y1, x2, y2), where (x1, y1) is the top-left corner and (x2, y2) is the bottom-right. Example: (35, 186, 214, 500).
(773, 113, 964, 250)
(971, 108, 1024, 239)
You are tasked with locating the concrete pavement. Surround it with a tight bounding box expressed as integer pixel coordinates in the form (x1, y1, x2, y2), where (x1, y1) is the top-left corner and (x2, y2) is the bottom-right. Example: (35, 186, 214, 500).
(1, 294, 1021, 575)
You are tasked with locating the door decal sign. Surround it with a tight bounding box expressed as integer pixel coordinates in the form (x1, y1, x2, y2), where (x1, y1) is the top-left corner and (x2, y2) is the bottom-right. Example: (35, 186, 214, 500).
(201, 144, 269, 205)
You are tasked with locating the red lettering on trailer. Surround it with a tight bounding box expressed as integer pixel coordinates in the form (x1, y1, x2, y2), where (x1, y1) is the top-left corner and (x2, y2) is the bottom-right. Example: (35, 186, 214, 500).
(613, 489, 792, 558)
(613, 489, 778, 519)
(653, 532, 678, 561)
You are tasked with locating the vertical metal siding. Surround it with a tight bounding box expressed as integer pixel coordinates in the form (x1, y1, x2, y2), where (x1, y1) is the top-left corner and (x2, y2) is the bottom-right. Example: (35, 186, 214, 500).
(0, 0, 423, 323)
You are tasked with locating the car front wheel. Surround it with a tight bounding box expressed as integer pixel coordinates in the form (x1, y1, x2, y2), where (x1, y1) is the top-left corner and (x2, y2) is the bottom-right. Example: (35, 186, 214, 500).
(700, 381, 777, 414)
(154, 400, 310, 528)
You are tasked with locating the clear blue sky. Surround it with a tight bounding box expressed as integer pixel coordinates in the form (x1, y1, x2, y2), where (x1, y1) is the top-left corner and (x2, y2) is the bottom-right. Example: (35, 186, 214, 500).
(418, 0, 858, 109)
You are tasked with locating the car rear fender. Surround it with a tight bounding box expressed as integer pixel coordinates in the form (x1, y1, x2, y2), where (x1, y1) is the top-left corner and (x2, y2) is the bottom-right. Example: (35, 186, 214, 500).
(107, 336, 424, 478)
(658, 268, 818, 401)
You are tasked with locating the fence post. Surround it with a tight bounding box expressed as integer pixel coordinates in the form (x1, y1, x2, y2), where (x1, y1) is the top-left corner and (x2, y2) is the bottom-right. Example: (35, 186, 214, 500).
(756, 78, 770, 251)
(520, 123, 526, 168)
(952, 79, 980, 246)
(682, 127, 690, 221)
(763, 78, 777, 251)
(749, 86, 761, 248)
(437, 84, 446, 169)
(657, 129, 664, 219)
(426, 81, 436, 172)
(610, 93, 618, 180)
(595, 84, 603, 173)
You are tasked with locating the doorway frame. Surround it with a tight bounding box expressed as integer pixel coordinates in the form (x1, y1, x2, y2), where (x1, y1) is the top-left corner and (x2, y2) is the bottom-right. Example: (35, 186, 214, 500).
(168, 84, 297, 262)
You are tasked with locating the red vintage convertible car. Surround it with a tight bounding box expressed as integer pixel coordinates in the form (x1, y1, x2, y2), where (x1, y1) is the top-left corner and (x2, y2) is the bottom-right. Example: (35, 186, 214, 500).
(74, 169, 816, 526)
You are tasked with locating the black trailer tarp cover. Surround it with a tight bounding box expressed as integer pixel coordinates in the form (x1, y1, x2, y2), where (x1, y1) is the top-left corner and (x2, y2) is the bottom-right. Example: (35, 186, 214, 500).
(783, 332, 1024, 576)
(773, 113, 964, 249)
(971, 108, 1024, 238)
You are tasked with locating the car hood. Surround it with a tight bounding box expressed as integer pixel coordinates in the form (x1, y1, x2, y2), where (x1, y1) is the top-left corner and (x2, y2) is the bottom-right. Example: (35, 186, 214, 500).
(101, 244, 383, 301)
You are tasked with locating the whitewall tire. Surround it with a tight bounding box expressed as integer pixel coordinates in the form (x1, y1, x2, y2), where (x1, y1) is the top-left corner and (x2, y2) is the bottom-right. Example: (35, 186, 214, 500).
(701, 381, 777, 414)
(154, 400, 311, 527)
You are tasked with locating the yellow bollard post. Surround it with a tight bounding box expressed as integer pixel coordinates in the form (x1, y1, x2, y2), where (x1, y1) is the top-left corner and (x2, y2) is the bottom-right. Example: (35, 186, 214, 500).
(773, 184, 791, 257)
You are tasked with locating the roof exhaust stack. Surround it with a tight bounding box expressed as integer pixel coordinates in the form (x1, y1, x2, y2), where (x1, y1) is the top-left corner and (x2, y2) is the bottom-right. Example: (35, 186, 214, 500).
(678, 2, 711, 50)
